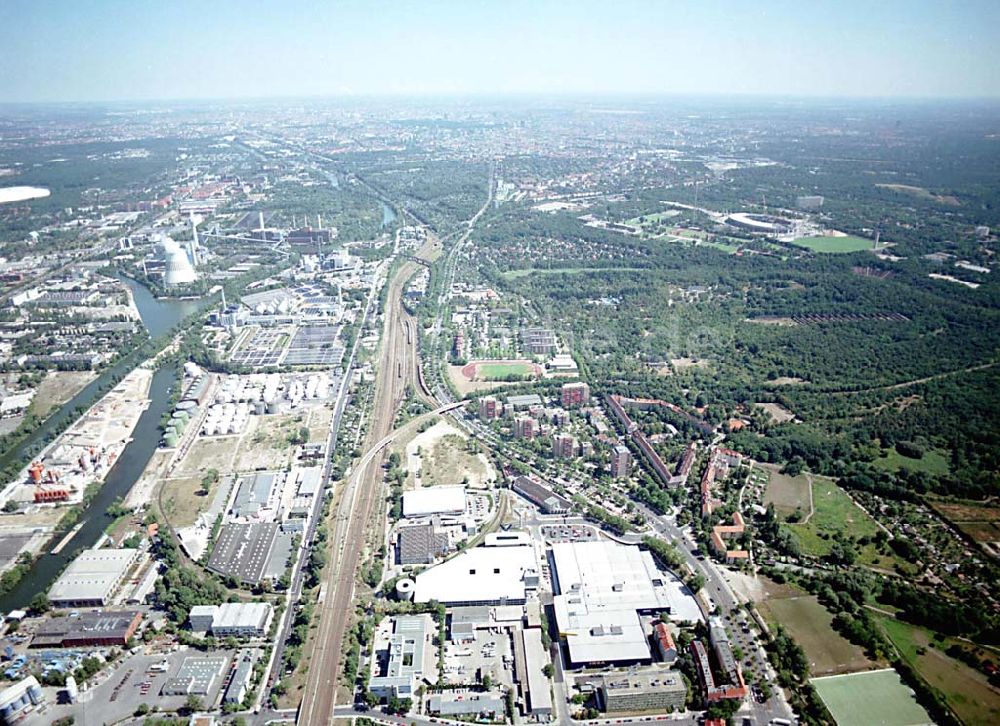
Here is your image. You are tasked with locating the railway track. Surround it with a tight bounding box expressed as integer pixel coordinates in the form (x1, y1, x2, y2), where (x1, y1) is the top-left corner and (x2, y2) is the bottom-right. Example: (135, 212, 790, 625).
(297, 247, 436, 726)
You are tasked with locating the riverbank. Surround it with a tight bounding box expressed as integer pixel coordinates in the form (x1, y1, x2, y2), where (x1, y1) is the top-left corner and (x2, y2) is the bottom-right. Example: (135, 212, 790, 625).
(0, 367, 153, 510)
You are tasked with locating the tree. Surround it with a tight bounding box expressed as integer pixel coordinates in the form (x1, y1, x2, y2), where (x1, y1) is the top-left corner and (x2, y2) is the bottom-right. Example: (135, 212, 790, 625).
(542, 663, 554, 678)
(687, 574, 706, 593)
(28, 592, 50, 614)
(184, 694, 204, 713)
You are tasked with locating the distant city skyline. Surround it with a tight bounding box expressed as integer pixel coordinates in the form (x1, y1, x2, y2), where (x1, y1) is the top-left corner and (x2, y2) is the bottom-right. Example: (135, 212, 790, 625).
(1, 0, 998, 103)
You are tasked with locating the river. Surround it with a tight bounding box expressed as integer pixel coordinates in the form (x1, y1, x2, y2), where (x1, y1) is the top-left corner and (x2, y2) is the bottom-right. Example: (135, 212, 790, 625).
(0, 279, 199, 610)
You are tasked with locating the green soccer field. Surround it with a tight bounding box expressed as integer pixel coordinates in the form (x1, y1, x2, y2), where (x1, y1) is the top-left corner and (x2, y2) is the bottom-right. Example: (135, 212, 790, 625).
(478, 362, 534, 379)
(812, 670, 933, 726)
(791, 235, 873, 253)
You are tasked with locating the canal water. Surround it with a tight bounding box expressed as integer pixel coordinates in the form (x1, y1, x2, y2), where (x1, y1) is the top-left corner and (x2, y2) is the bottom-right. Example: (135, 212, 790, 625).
(0, 279, 199, 610)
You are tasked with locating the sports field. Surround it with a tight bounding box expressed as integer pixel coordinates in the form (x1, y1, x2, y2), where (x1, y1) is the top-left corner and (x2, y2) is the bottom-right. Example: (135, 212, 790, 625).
(791, 235, 872, 253)
(812, 669, 933, 726)
(478, 361, 535, 379)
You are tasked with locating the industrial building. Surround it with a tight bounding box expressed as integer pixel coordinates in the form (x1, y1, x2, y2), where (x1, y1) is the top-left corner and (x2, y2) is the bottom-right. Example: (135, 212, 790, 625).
(519, 627, 553, 717)
(162, 655, 229, 696)
(188, 602, 274, 638)
(0, 676, 44, 725)
(223, 650, 257, 705)
(48, 548, 140, 607)
(413, 542, 540, 606)
(402, 485, 466, 518)
(595, 671, 687, 713)
(551, 541, 699, 667)
(369, 615, 433, 700)
(428, 692, 504, 718)
(207, 522, 287, 586)
(397, 523, 449, 565)
(231, 471, 280, 519)
(511, 475, 571, 514)
(30, 610, 143, 649)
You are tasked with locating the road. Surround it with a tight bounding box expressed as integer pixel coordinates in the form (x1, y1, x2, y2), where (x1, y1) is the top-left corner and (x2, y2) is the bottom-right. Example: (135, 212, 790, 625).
(632, 501, 796, 726)
(297, 239, 439, 726)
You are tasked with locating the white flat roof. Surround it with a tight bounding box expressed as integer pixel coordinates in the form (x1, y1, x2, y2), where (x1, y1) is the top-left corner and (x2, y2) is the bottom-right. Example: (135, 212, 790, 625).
(49, 548, 138, 603)
(522, 627, 553, 713)
(214, 602, 272, 629)
(414, 545, 537, 605)
(551, 541, 698, 664)
(403, 486, 466, 517)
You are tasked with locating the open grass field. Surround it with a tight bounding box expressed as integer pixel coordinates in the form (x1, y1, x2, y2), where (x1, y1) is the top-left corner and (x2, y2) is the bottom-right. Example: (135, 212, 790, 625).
(420, 433, 491, 489)
(791, 235, 872, 253)
(756, 401, 796, 423)
(758, 593, 878, 676)
(875, 447, 951, 476)
(761, 465, 811, 520)
(875, 183, 961, 206)
(174, 437, 236, 478)
(812, 670, 933, 726)
(30, 370, 97, 418)
(158, 476, 210, 528)
(787, 478, 880, 556)
(877, 616, 1000, 725)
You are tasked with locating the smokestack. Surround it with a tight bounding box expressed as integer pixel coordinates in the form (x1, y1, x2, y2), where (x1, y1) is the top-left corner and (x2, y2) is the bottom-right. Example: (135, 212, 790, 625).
(221, 287, 227, 310)
(317, 214, 322, 229)
(258, 211, 265, 231)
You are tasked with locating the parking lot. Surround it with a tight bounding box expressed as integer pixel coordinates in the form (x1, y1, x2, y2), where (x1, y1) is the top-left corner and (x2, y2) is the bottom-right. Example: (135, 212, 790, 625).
(541, 523, 598, 543)
(443, 628, 515, 692)
(27, 648, 235, 726)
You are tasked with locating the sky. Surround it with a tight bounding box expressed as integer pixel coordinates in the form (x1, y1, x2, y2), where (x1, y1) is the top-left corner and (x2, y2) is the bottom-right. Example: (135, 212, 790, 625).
(1, 0, 998, 103)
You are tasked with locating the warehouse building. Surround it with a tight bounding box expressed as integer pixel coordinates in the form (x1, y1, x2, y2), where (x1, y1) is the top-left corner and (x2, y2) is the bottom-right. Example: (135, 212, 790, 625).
(231, 471, 279, 519)
(551, 541, 699, 668)
(30, 610, 143, 649)
(48, 548, 140, 607)
(223, 650, 257, 705)
(188, 602, 273, 638)
(428, 692, 504, 718)
(519, 627, 553, 717)
(207, 522, 282, 585)
(162, 655, 229, 696)
(414, 543, 539, 606)
(397, 523, 449, 565)
(402, 485, 466, 518)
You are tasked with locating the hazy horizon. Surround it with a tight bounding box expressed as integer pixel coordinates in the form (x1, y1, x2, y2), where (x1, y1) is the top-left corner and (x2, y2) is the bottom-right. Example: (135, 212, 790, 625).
(2, 0, 998, 104)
